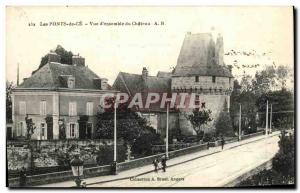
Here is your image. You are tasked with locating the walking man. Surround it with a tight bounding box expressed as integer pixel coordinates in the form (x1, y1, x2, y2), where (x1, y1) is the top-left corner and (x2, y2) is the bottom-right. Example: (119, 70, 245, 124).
(161, 155, 167, 172)
(153, 158, 159, 172)
(221, 136, 225, 150)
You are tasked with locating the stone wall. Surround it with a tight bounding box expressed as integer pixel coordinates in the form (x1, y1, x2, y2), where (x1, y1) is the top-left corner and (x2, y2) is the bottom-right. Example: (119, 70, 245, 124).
(171, 76, 233, 91)
(8, 142, 208, 187)
(7, 139, 120, 173)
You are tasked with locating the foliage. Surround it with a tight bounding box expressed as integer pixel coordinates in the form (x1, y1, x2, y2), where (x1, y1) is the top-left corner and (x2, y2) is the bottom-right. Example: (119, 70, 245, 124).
(238, 132, 295, 186)
(256, 89, 294, 129)
(6, 81, 14, 123)
(38, 45, 74, 70)
(95, 145, 126, 165)
(251, 65, 277, 96)
(25, 115, 36, 140)
(202, 132, 216, 142)
(58, 120, 66, 140)
(186, 108, 213, 140)
(131, 130, 162, 157)
(272, 131, 295, 183)
(215, 111, 234, 137)
(95, 97, 162, 152)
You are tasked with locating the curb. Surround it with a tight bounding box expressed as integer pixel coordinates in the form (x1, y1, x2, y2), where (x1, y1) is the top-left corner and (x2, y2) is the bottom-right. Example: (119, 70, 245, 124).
(85, 132, 280, 186)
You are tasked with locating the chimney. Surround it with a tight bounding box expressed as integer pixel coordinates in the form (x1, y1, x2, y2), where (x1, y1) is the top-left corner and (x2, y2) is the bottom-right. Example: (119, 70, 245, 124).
(48, 51, 61, 63)
(72, 54, 85, 66)
(142, 67, 148, 81)
(100, 78, 108, 90)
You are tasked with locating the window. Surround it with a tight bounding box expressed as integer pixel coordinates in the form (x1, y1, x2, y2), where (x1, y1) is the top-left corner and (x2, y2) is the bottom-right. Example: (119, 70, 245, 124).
(69, 102, 77, 116)
(40, 123, 46, 140)
(212, 76, 216, 83)
(195, 76, 199, 82)
(68, 76, 75, 88)
(86, 102, 94, 116)
(40, 101, 46, 115)
(19, 101, 26, 115)
(17, 122, 24, 136)
(69, 123, 76, 138)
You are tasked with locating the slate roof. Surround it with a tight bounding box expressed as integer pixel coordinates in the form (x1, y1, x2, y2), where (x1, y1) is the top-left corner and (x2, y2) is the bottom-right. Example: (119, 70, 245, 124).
(157, 71, 172, 78)
(113, 72, 171, 96)
(17, 62, 109, 90)
(173, 33, 233, 77)
(112, 72, 172, 112)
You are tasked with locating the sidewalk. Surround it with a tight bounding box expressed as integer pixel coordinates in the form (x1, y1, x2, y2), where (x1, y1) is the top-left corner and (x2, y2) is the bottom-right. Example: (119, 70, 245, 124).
(37, 131, 280, 187)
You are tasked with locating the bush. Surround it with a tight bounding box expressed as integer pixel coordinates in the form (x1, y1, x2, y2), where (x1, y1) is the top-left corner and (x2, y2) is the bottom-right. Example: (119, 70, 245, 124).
(96, 145, 126, 165)
(203, 132, 216, 142)
(215, 111, 234, 137)
(131, 129, 163, 158)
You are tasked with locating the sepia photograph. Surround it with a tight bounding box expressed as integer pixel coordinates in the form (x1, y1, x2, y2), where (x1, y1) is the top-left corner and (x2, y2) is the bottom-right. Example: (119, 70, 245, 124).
(5, 6, 295, 188)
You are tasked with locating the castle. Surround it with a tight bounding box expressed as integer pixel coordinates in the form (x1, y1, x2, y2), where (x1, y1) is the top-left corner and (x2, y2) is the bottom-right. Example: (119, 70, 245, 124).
(113, 32, 234, 136)
(10, 32, 234, 140)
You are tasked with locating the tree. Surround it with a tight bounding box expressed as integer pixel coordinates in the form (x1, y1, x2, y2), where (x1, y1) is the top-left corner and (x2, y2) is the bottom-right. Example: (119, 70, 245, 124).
(6, 81, 14, 123)
(215, 111, 234, 137)
(25, 115, 36, 140)
(276, 65, 289, 90)
(240, 73, 253, 92)
(252, 65, 276, 97)
(186, 108, 213, 140)
(95, 97, 162, 156)
(272, 131, 295, 184)
(37, 45, 74, 71)
(256, 89, 294, 129)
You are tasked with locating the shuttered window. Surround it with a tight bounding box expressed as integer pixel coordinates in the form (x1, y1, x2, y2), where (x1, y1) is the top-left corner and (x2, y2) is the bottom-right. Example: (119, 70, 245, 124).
(40, 101, 46, 115)
(69, 102, 77, 116)
(86, 102, 93, 116)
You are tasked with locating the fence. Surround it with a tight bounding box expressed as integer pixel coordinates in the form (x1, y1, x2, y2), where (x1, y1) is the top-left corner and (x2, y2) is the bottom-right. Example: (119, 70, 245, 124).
(8, 130, 266, 187)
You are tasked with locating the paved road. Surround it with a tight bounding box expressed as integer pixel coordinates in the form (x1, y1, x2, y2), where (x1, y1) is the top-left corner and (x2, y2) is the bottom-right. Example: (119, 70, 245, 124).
(89, 135, 279, 187)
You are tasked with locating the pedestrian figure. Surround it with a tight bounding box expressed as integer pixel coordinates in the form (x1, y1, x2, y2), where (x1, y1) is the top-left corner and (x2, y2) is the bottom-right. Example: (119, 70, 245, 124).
(153, 158, 159, 172)
(19, 167, 27, 187)
(161, 155, 167, 172)
(221, 136, 225, 150)
(207, 142, 210, 149)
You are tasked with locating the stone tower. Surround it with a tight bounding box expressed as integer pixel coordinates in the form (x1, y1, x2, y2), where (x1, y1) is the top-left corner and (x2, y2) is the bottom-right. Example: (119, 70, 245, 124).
(171, 32, 233, 135)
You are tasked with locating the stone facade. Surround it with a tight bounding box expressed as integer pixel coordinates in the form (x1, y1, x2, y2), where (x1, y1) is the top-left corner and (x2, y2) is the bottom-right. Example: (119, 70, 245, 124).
(11, 52, 116, 140)
(12, 90, 116, 140)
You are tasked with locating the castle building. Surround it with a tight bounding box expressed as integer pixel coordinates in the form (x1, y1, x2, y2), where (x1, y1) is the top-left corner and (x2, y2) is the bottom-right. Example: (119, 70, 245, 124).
(113, 32, 234, 136)
(11, 52, 117, 140)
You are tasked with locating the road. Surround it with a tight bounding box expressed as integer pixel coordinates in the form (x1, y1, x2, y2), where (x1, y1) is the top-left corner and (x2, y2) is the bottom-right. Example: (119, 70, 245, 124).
(89, 135, 279, 187)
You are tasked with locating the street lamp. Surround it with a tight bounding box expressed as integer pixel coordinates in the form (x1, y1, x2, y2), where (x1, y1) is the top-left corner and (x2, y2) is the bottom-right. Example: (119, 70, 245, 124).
(111, 100, 117, 175)
(70, 154, 84, 187)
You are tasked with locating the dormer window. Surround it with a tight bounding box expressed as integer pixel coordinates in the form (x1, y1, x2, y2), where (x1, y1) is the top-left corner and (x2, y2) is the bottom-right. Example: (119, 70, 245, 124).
(68, 76, 75, 88)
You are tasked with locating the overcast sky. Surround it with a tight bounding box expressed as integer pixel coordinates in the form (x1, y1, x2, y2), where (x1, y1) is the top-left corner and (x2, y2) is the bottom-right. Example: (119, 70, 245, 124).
(6, 6, 293, 86)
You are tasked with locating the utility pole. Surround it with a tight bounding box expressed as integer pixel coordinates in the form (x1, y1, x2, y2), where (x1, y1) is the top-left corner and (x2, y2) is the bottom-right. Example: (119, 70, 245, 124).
(265, 100, 269, 135)
(166, 102, 169, 158)
(17, 63, 19, 86)
(114, 101, 117, 162)
(270, 103, 273, 133)
(238, 103, 242, 141)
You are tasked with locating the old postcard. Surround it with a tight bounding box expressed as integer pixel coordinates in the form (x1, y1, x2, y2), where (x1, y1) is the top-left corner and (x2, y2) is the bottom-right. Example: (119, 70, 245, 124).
(6, 6, 295, 188)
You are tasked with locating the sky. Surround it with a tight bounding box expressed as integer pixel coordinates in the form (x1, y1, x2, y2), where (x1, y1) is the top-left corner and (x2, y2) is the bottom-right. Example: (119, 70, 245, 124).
(6, 6, 294, 86)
